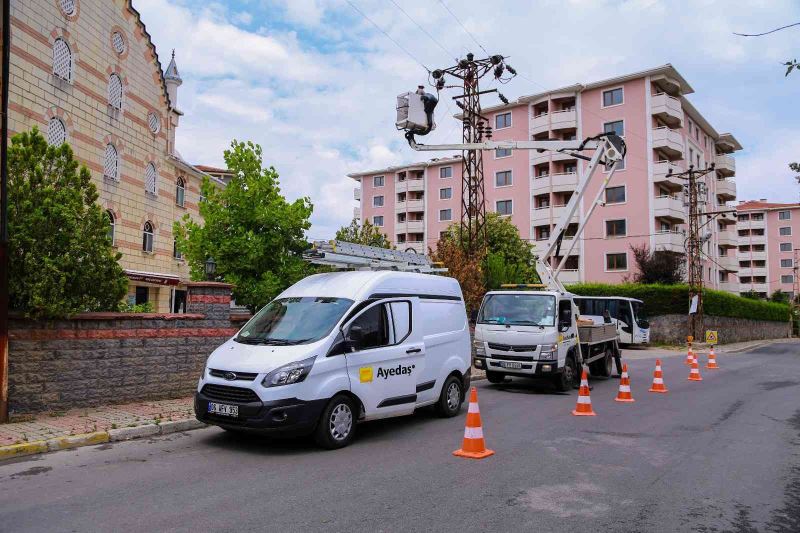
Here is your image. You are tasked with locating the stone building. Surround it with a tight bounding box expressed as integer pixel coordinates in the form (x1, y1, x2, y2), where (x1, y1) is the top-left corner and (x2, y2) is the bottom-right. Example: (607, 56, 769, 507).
(8, 0, 223, 312)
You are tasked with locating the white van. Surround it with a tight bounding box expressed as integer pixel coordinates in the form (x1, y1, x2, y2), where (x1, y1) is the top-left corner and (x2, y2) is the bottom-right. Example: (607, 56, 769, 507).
(194, 271, 471, 449)
(573, 296, 650, 345)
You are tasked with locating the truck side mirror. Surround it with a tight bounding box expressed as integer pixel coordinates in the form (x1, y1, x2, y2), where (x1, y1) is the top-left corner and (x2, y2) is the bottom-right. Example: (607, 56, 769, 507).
(345, 325, 364, 351)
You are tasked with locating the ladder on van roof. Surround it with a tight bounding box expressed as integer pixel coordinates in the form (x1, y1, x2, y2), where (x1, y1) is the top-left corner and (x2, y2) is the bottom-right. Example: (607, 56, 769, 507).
(304, 240, 447, 273)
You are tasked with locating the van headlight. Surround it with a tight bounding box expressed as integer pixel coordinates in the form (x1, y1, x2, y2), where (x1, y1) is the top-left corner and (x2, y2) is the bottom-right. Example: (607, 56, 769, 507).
(473, 339, 485, 356)
(539, 344, 558, 360)
(262, 356, 316, 387)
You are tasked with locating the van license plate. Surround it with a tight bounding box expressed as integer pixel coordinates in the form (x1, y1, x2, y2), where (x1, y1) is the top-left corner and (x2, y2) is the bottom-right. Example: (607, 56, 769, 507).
(208, 402, 238, 417)
(500, 362, 522, 369)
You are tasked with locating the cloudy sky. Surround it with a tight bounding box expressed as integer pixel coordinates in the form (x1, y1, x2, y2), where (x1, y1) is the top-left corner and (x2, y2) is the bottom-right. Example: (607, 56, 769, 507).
(135, 0, 799, 238)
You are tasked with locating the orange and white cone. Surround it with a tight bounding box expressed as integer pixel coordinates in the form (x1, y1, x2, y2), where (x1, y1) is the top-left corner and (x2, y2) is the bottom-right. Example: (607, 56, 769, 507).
(685, 346, 694, 366)
(453, 387, 494, 459)
(615, 363, 635, 402)
(572, 369, 596, 416)
(688, 359, 703, 381)
(648, 359, 669, 393)
(706, 346, 719, 369)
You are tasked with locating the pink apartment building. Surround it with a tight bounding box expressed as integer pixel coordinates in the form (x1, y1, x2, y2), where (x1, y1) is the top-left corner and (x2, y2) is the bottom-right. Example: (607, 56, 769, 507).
(349, 65, 742, 290)
(736, 201, 800, 298)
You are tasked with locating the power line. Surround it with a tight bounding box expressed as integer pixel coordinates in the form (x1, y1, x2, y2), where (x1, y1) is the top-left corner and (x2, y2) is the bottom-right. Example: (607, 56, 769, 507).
(387, 0, 458, 62)
(344, 0, 430, 73)
(734, 21, 800, 37)
(435, 0, 489, 56)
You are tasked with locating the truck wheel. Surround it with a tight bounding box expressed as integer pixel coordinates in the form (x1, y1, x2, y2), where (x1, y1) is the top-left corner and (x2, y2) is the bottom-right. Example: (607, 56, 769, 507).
(486, 371, 505, 384)
(589, 347, 613, 378)
(313, 394, 356, 449)
(553, 354, 577, 392)
(435, 375, 463, 417)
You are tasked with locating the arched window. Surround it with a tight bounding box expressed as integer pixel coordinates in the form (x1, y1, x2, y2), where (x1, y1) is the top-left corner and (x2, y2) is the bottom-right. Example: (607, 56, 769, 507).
(106, 210, 116, 245)
(142, 221, 154, 253)
(47, 118, 67, 146)
(111, 31, 126, 55)
(108, 74, 123, 110)
(103, 143, 119, 181)
(144, 162, 157, 195)
(52, 38, 72, 81)
(147, 112, 161, 134)
(59, 0, 76, 16)
(175, 176, 185, 207)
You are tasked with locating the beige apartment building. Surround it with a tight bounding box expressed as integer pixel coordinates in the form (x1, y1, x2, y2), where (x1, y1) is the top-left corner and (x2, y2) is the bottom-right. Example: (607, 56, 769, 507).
(8, 0, 223, 312)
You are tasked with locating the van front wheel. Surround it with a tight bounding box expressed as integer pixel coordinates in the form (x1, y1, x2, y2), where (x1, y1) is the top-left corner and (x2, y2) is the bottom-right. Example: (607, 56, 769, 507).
(314, 394, 356, 449)
(435, 375, 463, 418)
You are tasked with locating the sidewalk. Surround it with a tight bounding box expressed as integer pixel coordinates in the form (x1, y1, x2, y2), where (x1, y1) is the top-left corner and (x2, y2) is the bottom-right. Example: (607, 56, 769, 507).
(621, 337, 798, 360)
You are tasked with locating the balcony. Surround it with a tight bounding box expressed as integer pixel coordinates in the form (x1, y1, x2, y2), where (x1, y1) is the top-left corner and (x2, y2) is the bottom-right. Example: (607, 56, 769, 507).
(653, 195, 685, 222)
(401, 241, 425, 254)
(718, 254, 739, 272)
(743, 283, 768, 294)
(652, 160, 684, 189)
(532, 174, 551, 191)
(716, 154, 736, 177)
(353, 207, 361, 219)
(716, 179, 736, 201)
(531, 151, 551, 166)
(651, 93, 684, 127)
(652, 127, 684, 160)
(738, 218, 765, 230)
(395, 199, 423, 212)
(551, 172, 578, 193)
(740, 266, 767, 278)
(718, 232, 737, 248)
(558, 269, 580, 285)
(532, 206, 552, 224)
(406, 179, 425, 192)
(353, 188, 361, 201)
(552, 151, 578, 163)
(653, 230, 684, 253)
(405, 220, 424, 232)
(718, 281, 739, 293)
(531, 113, 550, 136)
(738, 249, 767, 261)
(550, 109, 577, 131)
(551, 205, 580, 224)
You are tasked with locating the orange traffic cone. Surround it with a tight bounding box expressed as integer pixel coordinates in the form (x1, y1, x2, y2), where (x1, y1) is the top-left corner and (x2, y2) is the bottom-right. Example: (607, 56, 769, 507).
(706, 346, 719, 369)
(648, 359, 669, 393)
(685, 346, 694, 366)
(688, 359, 703, 381)
(572, 369, 596, 416)
(615, 364, 635, 402)
(453, 387, 494, 459)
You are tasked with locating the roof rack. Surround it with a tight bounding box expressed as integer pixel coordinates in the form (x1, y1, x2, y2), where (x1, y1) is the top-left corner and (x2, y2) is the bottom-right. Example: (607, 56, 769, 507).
(304, 240, 446, 273)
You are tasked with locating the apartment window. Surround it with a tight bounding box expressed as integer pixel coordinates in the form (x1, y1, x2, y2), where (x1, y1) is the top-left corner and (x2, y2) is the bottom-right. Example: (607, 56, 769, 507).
(108, 74, 123, 110)
(135, 286, 149, 306)
(605, 186, 626, 204)
(602, 88, 623, 107)
(781, 275, 794, 284)
(688, 121, 693, 136)
(564, 163, 577, 173)
(738, 214, 750, 221)
(660, 221, 672, 232)
(46, 118, 67, 146)
(495, 147, 512, 158)
(142, 221, 154, 253)
(440, 166, 452, 178)
(440, 187, 452, 200)
(103, 143, 119, 181)
(440, 208, 452, 221)
(373, 175, 385, 187)
(52, 38, 73, 82)
(496, 200, 513, 216)
(780, 227, 792, 236)
(373, 215, 384, 227)
(606, 252, 627, 271)
(604, 120, 624, 137)
(606, 219, 627, 238)
(781, 258, 793, 268)
(752, 213, 764, 220)
(373, 195, 384, 207)
(106, 210, 115, 245)
(780, 243, 792, 252)
(147, 112, 161, 134)
(144, 163, 157, 195)
(175, 177, 186, 207)
(495, 112, 512, 129)
(495, 170, 512, 187)
(173, 237, 183, 260)
(779, 210, 791, 220)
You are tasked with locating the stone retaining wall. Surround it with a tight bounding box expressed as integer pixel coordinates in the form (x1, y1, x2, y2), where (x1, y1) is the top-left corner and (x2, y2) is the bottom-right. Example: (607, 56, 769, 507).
(648, 314, 791, 345)
(8, 282, 251, 415)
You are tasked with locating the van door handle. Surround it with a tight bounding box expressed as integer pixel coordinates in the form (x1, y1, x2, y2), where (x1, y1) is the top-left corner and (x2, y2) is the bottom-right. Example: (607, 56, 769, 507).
(406, 348, 422, 354)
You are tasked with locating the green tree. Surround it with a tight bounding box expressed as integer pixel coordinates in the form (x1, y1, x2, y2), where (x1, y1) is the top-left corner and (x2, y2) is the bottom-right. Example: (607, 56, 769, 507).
(335, 218, 392, 248)
(8, 127, 127, 318)
(629, 243, 685, 285)
(770, 289, 790, 303)
(174, 140, 313, 312)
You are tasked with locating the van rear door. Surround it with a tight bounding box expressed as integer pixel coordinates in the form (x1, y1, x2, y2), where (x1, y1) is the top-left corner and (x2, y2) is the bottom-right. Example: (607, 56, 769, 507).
(343, 298, 425, 419)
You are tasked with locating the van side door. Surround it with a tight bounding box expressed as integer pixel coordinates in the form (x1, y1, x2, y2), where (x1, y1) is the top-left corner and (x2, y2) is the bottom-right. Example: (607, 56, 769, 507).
(342, 298, 424, 420)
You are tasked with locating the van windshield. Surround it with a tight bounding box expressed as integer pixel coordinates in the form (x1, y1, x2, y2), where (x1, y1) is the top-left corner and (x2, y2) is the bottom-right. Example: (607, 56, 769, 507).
(478, 294, 556, 327)
(236, 297, 353, 345)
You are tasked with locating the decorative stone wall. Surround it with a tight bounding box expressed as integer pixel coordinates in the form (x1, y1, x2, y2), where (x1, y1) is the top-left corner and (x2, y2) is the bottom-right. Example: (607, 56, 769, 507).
(7, 283, 251, 415)
(648, 314, 791, 345)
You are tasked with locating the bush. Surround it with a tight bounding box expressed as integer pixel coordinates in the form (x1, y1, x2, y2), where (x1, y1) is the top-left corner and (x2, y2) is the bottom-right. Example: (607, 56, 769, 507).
(567, 283, 790, 323)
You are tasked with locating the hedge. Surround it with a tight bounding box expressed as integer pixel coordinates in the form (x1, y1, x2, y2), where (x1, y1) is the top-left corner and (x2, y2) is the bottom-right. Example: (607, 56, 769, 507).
(566, 283, 790, 323)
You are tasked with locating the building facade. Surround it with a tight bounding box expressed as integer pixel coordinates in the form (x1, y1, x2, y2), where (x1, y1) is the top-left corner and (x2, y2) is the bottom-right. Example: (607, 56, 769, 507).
(349, 65, 742, 290)
(735, 201, 800, 298)
(8, 0, 221, 312)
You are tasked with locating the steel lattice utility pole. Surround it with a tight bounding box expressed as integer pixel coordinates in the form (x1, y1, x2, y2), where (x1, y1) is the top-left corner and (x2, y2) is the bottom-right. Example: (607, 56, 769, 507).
(686, 168, 705, 339)
(792, 248, 800, 336)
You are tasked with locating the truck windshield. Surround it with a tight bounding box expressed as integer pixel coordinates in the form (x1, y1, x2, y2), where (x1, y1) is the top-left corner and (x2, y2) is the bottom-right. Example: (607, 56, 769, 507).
(478, 294, 556, 327)
(235, 297, 353, 345)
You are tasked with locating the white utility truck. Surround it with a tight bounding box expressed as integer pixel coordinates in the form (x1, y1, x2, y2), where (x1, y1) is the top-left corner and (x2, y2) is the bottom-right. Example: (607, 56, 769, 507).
(396, 87, 626, 391)
(194, 242, 471, 449)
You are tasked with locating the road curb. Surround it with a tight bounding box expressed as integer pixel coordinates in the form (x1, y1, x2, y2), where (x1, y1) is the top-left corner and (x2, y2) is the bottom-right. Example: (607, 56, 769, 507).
(1, 420, 208, 462)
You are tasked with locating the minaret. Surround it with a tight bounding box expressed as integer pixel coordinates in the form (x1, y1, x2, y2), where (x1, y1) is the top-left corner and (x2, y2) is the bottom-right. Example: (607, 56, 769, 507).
(164, 50, 183, 155)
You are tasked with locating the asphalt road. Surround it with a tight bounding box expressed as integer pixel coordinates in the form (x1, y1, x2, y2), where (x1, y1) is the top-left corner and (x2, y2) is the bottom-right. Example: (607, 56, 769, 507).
(1, 342, 799, 533)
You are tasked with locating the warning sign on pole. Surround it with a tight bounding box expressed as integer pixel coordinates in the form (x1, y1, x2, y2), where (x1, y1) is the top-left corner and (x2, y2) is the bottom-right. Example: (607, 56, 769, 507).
(705, 330, 718, 345)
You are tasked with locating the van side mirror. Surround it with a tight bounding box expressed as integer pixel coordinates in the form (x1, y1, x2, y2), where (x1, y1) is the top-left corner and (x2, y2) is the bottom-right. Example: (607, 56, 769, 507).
(345, 325, 364, 351)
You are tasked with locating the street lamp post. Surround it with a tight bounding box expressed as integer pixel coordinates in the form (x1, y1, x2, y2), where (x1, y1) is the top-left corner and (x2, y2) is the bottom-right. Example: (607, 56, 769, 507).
(204, 257, 217, 281)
